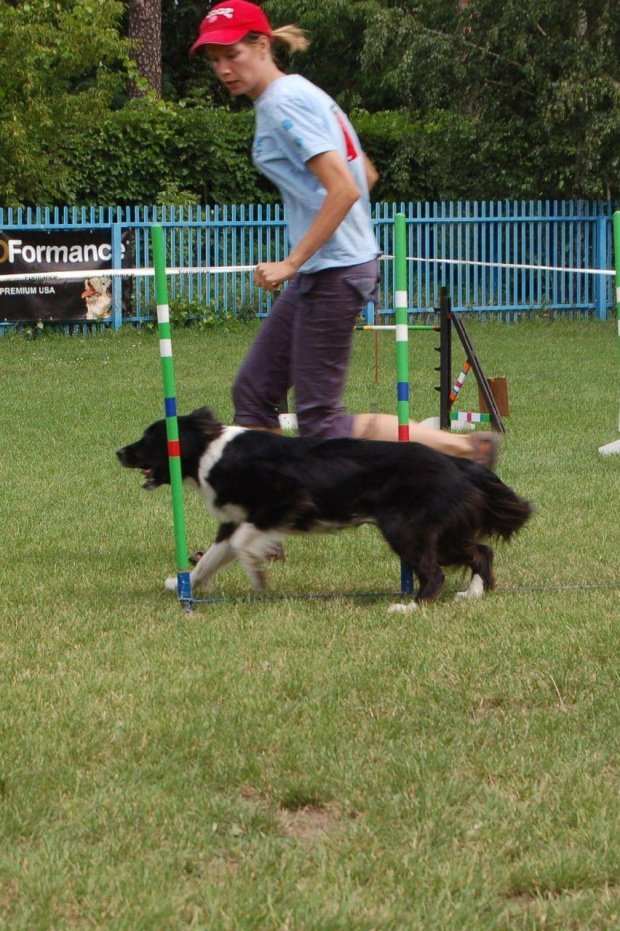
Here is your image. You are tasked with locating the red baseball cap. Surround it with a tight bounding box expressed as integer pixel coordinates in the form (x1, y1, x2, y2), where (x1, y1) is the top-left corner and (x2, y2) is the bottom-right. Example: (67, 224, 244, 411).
(190, 1, 273, 52)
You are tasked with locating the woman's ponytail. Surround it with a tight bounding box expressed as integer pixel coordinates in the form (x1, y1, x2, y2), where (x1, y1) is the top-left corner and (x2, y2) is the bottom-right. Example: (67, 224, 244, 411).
(271, 25, 310, 53)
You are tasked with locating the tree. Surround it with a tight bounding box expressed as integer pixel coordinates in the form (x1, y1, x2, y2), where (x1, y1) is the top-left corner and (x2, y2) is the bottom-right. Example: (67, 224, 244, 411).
(0, 0, 131, 206)
(263, 0, 396, 111)
(161, 0, 209, 101)
(128, 0, 162, 98)
(358, 0, 620, 198)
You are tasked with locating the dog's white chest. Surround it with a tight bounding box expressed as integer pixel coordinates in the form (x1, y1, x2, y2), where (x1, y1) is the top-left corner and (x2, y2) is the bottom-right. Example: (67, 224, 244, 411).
(198, 482, 248, 524)
(197, 427, 248, 524)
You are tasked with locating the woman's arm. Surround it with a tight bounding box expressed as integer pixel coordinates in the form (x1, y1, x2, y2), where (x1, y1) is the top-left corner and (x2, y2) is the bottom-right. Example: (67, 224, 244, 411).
(363, 152, 379, 192)
(254, 150, 361, 292)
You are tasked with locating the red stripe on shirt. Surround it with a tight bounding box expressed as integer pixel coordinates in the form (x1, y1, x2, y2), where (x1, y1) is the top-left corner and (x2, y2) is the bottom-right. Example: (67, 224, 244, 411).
(334, 110, 358, 162)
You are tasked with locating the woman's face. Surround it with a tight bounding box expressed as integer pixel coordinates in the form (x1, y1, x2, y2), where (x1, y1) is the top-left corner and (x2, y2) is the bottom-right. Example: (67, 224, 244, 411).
(207, 39, 272, 100)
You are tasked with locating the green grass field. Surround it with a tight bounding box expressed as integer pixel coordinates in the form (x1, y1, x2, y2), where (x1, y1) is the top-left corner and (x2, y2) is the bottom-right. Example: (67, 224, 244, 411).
(1, 318, 619, 929)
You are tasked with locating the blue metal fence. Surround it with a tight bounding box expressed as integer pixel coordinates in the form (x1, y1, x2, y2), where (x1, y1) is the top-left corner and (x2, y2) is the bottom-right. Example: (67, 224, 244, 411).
(0, 200, 614, 331)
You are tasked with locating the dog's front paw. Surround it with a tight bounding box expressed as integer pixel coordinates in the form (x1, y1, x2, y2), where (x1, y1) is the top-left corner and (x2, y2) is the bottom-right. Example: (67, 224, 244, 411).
(164, 576, 178, 593)
(387, 600, 418, 614)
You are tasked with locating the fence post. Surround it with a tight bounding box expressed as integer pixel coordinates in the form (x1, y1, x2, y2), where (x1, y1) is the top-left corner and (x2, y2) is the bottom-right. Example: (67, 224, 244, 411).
(111, 221, 123, 330)
(595, 215, 608, 321)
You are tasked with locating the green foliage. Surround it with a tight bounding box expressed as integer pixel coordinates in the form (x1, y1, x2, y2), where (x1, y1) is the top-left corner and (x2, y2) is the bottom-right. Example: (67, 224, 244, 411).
(65, 98, 276, 206)
(359, 0, 620, 199)
(167, 296, 236, 330)
(264, 0, 396, 111)
(0, 0, 131, 205)
(42, 99, 452, 206)
(142, 292, 260, 332)
(1, 0, 618, 205)
(167, 294, 259, 330)
(258, 0, 620, 199)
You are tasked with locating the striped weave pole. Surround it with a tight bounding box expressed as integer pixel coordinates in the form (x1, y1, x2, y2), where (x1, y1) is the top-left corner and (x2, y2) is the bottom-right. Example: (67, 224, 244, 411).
(394, 213, 414, 595)
(450, 411, 492, 425)
(151, 225, 192, 607)
(450, 361, 471, 404)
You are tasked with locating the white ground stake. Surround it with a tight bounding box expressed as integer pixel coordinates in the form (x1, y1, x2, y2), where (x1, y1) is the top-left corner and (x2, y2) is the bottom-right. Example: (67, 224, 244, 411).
(598, 211, 620, 456)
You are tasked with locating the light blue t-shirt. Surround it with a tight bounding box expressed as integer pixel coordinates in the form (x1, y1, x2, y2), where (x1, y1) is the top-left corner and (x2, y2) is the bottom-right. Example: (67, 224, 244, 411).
(252, 74, 379, 273)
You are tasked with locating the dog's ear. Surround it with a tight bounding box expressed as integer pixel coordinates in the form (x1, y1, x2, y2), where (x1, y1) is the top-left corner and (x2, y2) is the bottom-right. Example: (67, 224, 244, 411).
(189, 405, 214, 419)
(188, 406, 221, 429)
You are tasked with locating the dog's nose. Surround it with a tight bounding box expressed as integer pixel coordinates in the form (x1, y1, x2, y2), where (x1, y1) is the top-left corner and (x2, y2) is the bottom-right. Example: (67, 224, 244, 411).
(117, 448, 127, 464)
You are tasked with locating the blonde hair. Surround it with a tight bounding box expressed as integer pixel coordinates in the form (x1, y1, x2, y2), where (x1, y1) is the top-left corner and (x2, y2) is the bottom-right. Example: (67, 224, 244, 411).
(271, 25, 311, 53)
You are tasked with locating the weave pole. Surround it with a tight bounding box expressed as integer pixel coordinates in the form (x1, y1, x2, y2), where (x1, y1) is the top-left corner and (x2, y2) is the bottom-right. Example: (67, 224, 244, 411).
(599, 210, 620, 456)
(151, 225, 193, 609)
(394, 213, 414, 595)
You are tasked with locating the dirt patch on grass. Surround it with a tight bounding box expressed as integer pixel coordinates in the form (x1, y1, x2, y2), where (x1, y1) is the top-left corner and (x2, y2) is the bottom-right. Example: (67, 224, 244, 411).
(278, 801, 357, 839)
(237, 786, 359, 839)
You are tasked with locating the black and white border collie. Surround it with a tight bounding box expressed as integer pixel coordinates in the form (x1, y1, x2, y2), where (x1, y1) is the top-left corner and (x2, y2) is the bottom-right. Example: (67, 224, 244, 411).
(117, 407, 532, 611)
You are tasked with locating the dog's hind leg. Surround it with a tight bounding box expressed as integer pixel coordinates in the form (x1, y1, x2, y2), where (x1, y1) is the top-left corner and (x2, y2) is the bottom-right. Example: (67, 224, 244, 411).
(230, 523, 285, 592)
(454, 543, 495, 601)
(475, 543, 495, 590)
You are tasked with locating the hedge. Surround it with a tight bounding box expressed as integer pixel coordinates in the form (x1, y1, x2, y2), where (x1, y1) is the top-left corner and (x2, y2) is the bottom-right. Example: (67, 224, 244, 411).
(57, 99, 534, 206)
(61, 101, 453, 206)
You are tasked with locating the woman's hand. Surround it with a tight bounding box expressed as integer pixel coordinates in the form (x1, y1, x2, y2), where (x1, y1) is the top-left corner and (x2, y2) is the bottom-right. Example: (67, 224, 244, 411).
(254, 259, 297, 291)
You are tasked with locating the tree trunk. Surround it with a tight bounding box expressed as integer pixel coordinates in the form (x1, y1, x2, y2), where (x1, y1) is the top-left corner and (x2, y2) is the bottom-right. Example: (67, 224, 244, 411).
(129, 0, 162, 98)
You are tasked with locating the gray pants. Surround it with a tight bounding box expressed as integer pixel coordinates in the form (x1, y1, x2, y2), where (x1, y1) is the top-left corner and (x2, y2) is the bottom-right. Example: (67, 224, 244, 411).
(233, 259, 378, 438)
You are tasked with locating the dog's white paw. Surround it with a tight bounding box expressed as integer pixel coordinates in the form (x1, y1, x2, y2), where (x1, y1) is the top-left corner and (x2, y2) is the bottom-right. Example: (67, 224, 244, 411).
(388, 600, 418, 614)
(164, 576, 178, 593)
(454, 574, 485, 601)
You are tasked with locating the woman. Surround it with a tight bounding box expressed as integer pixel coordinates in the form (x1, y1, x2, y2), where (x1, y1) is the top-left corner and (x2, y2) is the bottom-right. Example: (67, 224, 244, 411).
(190, 0, 499, 467)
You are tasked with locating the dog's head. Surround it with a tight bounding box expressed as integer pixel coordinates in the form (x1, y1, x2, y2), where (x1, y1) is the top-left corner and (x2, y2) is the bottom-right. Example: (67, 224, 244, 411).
(117, 406, 223, 490)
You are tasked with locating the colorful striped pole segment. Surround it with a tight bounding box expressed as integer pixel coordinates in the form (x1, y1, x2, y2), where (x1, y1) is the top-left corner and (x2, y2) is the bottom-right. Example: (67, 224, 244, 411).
(450, 411, 492, 424)
(449, 361, 471, 404)
(394, 213, 410, 442)
(394, 212, 414, 595)
(151, 225, 192, 605)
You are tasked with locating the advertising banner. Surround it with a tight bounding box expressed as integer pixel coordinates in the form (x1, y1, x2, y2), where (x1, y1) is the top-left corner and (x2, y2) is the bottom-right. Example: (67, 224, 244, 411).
(0, 228, 132, 323)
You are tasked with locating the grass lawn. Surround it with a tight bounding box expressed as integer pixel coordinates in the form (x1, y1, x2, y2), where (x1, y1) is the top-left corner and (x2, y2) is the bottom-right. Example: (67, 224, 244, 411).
(1, 318, 619, 929)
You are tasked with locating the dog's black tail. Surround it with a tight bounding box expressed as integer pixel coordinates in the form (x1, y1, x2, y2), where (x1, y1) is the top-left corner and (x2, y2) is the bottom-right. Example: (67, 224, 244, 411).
(470, 467, 533, 541)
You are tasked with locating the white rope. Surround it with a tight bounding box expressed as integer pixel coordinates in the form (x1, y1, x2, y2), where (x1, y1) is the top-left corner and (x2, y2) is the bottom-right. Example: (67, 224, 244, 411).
(0, 256, 614, 283)
(0, 265, 256, 283)
(380, 255, 615, 276)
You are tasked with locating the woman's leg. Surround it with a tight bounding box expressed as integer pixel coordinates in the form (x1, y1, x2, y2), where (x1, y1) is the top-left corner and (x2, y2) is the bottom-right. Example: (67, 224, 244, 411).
(291, 263, 378, 438)
(233, 265, 499, 466)
(232, 282, 300, 430)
